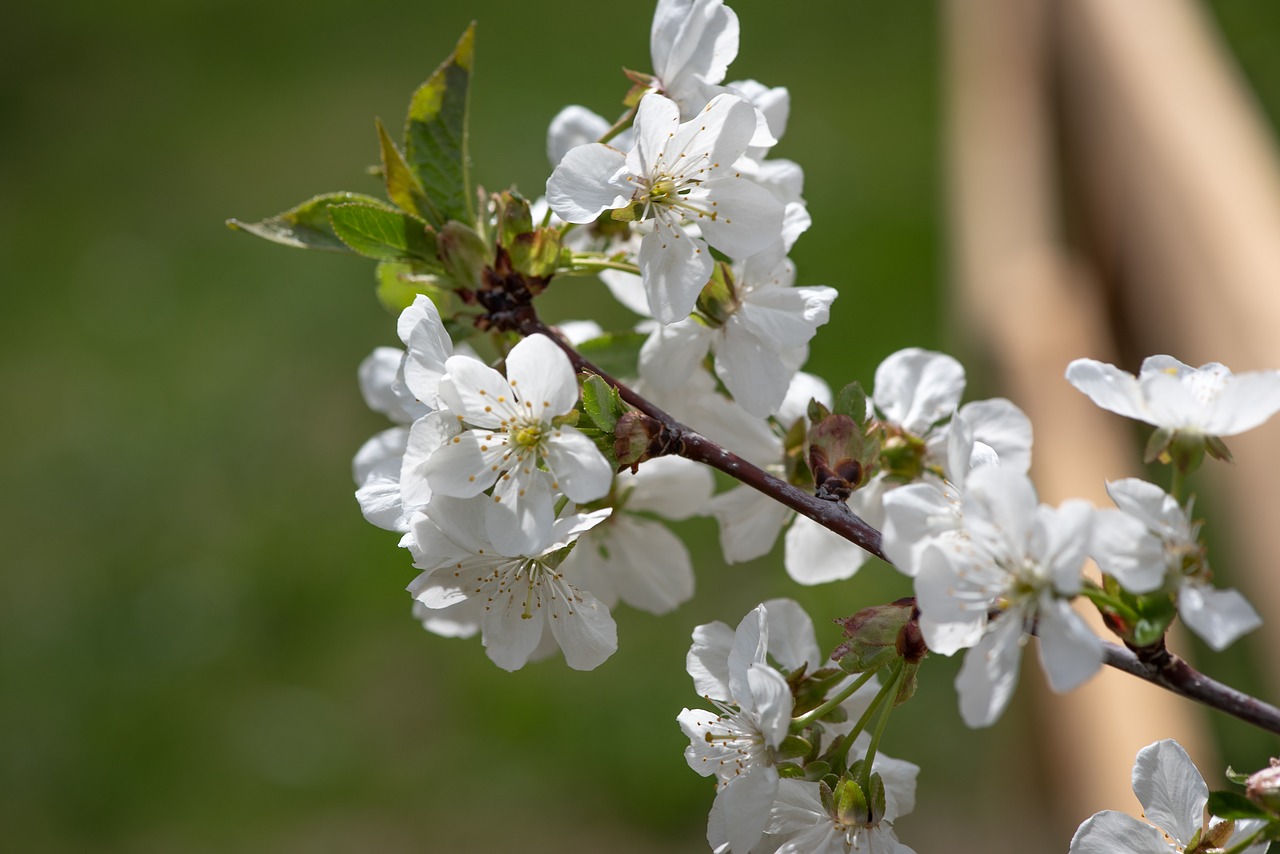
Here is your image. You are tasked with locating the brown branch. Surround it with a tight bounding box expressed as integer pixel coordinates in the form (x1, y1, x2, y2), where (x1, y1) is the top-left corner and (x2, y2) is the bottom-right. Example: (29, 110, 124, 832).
(520, 317, 886, 561)
(519, 316, 1280, 737)
(1101, 643, 1280, 735)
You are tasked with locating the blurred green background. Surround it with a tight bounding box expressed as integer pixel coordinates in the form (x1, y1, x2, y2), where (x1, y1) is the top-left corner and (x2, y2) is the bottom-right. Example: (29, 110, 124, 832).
(3, 2, 1278, 852)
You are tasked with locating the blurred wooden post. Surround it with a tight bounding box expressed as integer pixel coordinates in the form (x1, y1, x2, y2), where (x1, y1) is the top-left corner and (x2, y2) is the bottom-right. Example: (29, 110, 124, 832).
(943, 0, 1213, 837)
(1057, 0, 1280, 692)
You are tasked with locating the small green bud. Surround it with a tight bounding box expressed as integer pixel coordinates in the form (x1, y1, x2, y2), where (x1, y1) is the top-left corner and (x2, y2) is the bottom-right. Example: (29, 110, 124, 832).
(834, 776, 869, 826)
(695, 262, 736, 325)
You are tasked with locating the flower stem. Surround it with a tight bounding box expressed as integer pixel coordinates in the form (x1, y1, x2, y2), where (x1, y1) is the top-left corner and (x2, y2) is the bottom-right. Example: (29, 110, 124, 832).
(859, 661, 904, 791)
(566, 255, 643, 276)
(791, 668, 880, 732)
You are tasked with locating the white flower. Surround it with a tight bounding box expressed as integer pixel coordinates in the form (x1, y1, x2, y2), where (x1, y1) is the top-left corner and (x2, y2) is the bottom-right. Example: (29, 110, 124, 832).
(546, 92, 784, 323)
(559, 456, 712, 615)
(864, 348, 1034, 580)
(759, 778, 918, 854)
(423, 333, 614, 556)
(649, 0, 740, 118)
(1070, 739, 1269, 854)
(546, 105, 613, 168)
(703, 373, 873, 584)
(1066, 355, 1280, 438)
(639, 204, 835, 417)
(352, 296, 455, 532)
(913, 467, 1102, 727)
(679, 603, 795, 854)
(1092, 478, 1261, 651)
(406, 496, 616, 671)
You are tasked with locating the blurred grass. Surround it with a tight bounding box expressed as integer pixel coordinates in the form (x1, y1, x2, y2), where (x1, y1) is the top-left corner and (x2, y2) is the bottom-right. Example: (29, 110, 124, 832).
(0, 1, 1276, 851)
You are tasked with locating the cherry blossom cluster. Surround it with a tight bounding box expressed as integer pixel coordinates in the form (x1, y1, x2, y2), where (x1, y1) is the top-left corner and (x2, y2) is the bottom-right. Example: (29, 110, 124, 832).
(234, 0, 1280, 850)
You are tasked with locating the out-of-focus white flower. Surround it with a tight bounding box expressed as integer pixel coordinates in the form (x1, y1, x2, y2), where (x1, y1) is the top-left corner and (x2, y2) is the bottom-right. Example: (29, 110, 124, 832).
(560, 456, 712, 615)
(913, 467, 1102, 727)
(1066, 355, 1280, 438)
(1092, 478, 1261, 651)
(1070, 739, 1269, 854)
(759, 777, 918, 854)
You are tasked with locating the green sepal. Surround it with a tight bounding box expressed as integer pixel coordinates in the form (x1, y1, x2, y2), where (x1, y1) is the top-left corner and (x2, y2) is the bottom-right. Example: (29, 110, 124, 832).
(777, 762, 808, 779)
(834, 776, 869, 826)
(1143, 427, 1175, 465)
(1209, 790, 1274, 821)
(866, 773, 887, 824)
(574, 332, 646, 379)
(695, 262, 735, 325)
(551, 409, 581, 429)
(777, 735, 813, 761)
(1205, 434, 1234, 463)
(377, 118, 430, 220)
(328, 203, 440, 264)
(609, 201, 645, 222)
(405, 23, 475, 227)
(226, 192, 392, 253)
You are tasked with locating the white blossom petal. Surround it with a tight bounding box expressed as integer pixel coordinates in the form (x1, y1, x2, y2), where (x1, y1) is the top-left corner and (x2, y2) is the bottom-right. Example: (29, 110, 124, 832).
(639, 219, 713, 324)
(783, 513, 874, 585)
(545, 143, 631, 222)
(1178, 582, 1262, 651)
(1132, 739, 1207, 847)
(1069, 811, 1172, 854)
(540, 425, 614, 503)
(1035, 597, 1103, 694)
(708, 484, 791, 563)
(875, 348, 966, 436)
(956, 614, 1026, 728)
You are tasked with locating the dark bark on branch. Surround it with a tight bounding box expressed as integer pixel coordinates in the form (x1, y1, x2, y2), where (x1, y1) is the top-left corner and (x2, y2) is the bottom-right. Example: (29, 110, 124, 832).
(521, 316, 1280, 737)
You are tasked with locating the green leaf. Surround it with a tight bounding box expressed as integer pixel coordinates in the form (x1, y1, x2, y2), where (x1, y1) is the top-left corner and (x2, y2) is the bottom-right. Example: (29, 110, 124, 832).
(575, 331, 645, 379)
(581, 375, 621, 433)
(328, 203, 440, 264)
(1208, 790, 1273, 821)
(834, 381, 869, 424)
(226, 192, 392, 252)
(376, 118, 430, 219)
(405, 23, 475, 227)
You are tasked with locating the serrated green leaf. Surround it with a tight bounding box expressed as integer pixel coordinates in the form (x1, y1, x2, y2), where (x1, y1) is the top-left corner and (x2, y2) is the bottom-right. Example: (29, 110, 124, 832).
(582, 375, 619, 433)
(575, 331, 645, 379)
(376, 118, 429, 219)
(405, 23, 475, 227)
(226, 192, 392, 252)
(1207, 790, 1273, 821)
(328, 203, 440, 264)
(834, 381, 869, 423)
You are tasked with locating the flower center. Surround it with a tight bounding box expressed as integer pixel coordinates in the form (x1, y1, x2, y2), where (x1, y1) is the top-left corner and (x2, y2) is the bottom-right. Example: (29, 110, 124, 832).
(512, 421, 545, 450)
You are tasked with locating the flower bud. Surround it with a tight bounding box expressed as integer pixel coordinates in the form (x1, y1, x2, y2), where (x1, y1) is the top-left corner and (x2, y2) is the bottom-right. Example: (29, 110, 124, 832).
(1246, 759, 1280, 814)
(832, 599, 916, 674)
